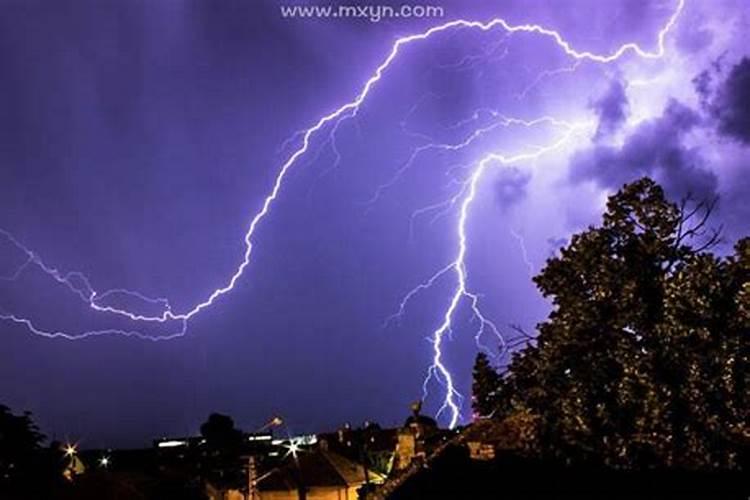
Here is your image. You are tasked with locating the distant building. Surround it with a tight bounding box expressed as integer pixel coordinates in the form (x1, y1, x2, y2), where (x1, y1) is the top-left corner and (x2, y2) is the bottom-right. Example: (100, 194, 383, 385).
(206, 483, 245, 500)
(318, 424, 398, 477)
(62, 454, 86, 481)
(393, 403, 444, 470)
(254, 446, 384, 500)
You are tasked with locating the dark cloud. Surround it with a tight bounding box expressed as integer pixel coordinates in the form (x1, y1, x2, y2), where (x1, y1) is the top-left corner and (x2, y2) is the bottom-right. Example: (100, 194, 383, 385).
(591, 79, 629, 140)
(710, 57, 750, 145)
(692, 69, 713, 109)
(689, 57, 750, 241)
(570, 99, 718, 201)
(692, 53, 726, 109)
(494, 167, 531, 210)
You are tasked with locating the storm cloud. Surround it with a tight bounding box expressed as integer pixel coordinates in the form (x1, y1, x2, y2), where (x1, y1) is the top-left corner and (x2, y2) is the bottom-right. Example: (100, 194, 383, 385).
(570, 99, 717, 201)
(592, 79, 629, 140)
(494, 167, 532, 211)
(711, 57, 750, 145)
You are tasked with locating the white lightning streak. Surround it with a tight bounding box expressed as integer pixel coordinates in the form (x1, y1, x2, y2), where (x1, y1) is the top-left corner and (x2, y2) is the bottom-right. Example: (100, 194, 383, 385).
(510, 228, 535, 278)
(425, 124, 591, 428)
(387, 0, 683, 428)
(1, 0, 684, 425)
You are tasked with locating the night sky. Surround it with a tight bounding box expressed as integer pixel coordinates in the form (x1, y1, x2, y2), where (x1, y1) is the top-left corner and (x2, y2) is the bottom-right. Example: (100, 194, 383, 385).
(1, 0, 748, 448)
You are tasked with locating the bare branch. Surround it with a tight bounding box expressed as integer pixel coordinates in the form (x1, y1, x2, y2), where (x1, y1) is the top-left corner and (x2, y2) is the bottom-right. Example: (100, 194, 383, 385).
(671, 195, 722, 261)
(509, 323, 537, 340)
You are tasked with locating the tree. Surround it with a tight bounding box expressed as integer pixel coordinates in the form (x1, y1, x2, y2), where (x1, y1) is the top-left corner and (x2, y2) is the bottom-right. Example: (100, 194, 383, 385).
(471, 352, 501, 418)
(0, 404, 43, 449)
(200, 413, 243, 451)
(0, 405, 44, 485)
(199, 412, 245, 490)
(486, 178, 748, 469)
(0, 404, 65, 498)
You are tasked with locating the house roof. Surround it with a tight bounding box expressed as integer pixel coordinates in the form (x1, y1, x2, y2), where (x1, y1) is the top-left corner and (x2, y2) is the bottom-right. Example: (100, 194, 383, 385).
(258, 449, 377, 492)
(404, 414, 437, 428)
(318, 427, 399, 456)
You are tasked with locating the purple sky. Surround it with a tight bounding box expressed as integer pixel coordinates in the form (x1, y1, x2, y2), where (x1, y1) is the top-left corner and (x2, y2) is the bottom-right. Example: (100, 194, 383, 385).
(1, 0, 748, 447)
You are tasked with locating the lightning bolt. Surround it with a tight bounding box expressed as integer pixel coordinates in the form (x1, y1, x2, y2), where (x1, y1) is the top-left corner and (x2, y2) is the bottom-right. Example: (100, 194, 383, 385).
(381, 1, 685, 427)
(1, 1, 684, 425)
(510, 228, 535, 278)
(400, 122, 593, 428)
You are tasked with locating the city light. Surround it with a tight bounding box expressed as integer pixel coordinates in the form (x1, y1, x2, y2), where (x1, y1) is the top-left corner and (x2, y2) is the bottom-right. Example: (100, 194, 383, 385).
(157, 440, 187, 448)
(63, 444, 77, 458)
(283, 437, 305, 460)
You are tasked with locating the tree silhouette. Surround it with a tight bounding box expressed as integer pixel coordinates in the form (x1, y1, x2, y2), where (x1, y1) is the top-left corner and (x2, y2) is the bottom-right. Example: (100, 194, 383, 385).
(200, 413, 244, 454)
(199, 412, 245, 490)
(486, 178, 748, 469)
(472, 352, 501, 418)
(0, 405, 44, 484)
(0, 404, 66, 498)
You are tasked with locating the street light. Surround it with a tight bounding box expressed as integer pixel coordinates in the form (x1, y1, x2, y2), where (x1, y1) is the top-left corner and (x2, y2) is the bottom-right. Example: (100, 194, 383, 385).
(63, 443, 77, 458)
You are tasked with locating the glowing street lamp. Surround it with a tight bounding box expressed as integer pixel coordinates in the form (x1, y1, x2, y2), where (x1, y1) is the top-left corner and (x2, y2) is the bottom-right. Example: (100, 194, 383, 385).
(283, 437, 304, 460)
(63, 443, 77, 458)
(256, 416, 283, 432)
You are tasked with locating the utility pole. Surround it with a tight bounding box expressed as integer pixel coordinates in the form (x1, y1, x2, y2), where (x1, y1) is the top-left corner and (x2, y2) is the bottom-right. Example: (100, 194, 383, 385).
(246, 414, 283, 499)
(246, 455, 257, 500)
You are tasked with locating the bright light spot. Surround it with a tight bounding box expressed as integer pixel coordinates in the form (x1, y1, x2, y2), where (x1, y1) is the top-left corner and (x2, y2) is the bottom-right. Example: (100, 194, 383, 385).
(270, 416, 283, 427)
(248, 434, 273, 441)
(157, 440, 187, 448)
(283, 437, 305, 460)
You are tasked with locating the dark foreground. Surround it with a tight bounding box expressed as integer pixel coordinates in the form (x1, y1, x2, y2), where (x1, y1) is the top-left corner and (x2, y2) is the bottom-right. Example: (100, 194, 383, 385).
(389, 445, 749, 500)
(3, 445, 747, 499)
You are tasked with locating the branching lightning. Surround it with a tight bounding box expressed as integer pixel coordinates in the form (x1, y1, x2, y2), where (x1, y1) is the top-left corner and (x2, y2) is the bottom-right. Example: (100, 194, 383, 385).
(1, 0, 685, 425)
(510, 228, 535, 278)
(398, 122, 594, 428)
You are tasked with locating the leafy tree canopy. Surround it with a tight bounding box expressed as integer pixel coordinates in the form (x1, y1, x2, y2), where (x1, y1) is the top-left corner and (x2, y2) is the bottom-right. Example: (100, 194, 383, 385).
(472, 352, 501, 418)
(477, 178, 748, 469)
